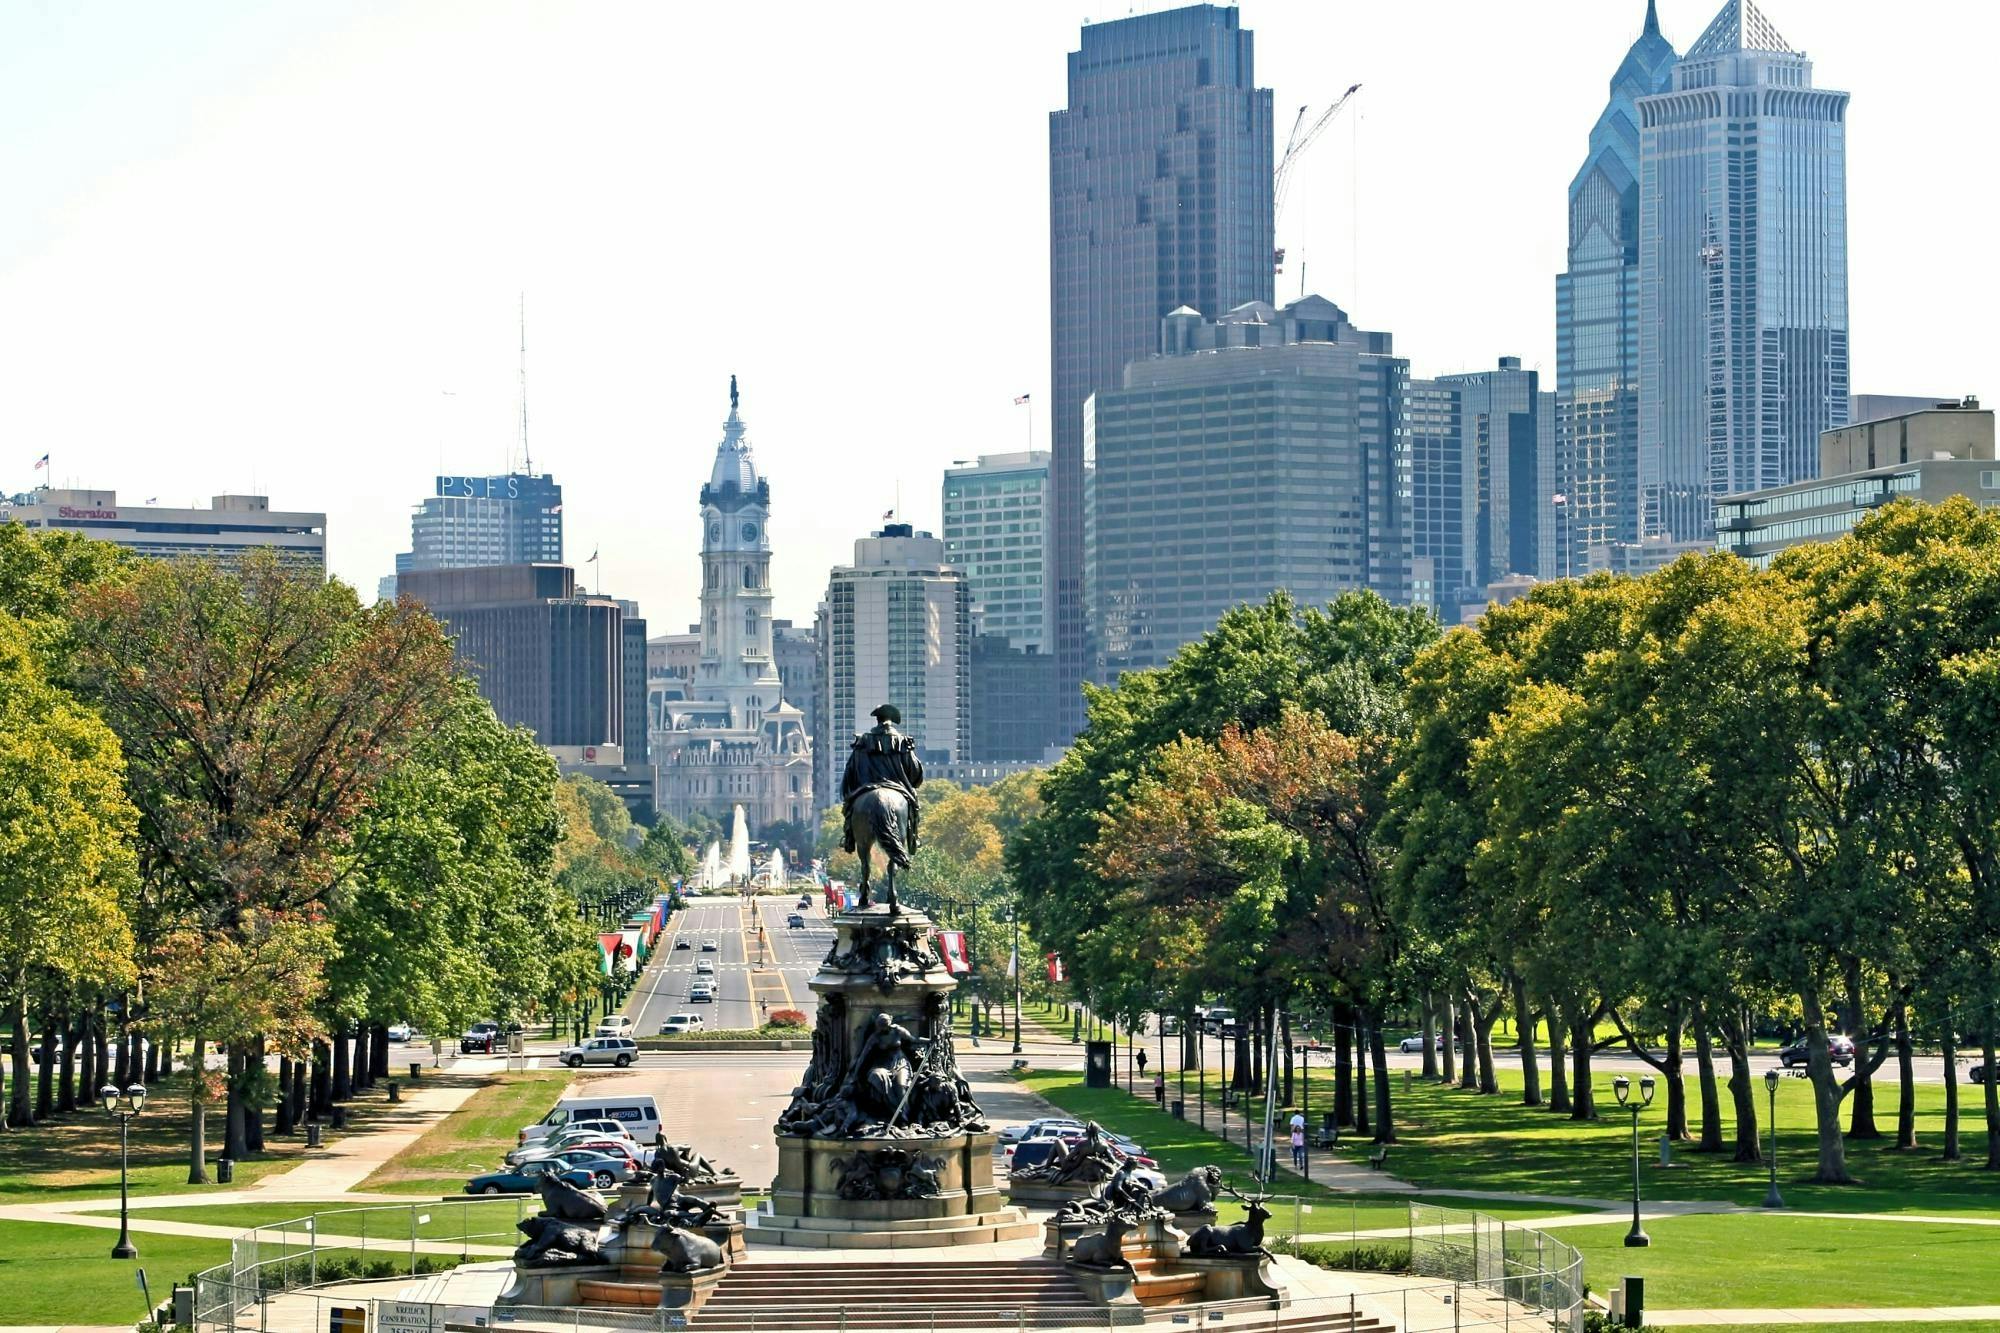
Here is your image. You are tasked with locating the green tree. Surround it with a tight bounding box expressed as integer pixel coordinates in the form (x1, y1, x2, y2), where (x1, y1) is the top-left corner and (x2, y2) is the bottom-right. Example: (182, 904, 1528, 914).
(71, 553, 457, 1177)
(0, 613, 138, 1126)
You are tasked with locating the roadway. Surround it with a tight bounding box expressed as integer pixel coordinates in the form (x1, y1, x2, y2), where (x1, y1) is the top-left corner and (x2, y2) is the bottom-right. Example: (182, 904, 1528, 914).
(624, 894, 831, 1037)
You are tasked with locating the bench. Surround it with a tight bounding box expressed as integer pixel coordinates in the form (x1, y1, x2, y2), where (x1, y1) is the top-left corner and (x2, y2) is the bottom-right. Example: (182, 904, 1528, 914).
(1314, 1127, 1341, 1149)
(1367, 1147, 1390, 1171)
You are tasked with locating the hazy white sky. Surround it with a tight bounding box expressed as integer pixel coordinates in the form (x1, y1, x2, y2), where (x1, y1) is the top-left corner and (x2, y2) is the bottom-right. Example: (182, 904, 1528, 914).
(3, 1, 1994, 628)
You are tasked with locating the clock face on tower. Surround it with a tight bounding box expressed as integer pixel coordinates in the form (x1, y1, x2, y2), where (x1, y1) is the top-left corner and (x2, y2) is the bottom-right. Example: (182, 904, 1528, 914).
(742, 522, 758, 543)
(707, 522, 720, 544)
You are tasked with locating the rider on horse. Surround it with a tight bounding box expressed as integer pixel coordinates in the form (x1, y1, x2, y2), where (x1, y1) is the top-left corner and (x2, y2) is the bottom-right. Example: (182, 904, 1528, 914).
(841, 703, 923, 864)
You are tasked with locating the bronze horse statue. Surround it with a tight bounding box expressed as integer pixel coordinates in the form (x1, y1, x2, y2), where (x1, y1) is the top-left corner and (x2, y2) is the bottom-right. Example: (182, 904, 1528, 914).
(846, 786, 912, 910)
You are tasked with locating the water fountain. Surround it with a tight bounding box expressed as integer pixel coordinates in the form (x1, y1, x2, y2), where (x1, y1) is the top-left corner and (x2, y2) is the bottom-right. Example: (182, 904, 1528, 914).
(726, 804, 753, 885)
(700, 841, 722, 889)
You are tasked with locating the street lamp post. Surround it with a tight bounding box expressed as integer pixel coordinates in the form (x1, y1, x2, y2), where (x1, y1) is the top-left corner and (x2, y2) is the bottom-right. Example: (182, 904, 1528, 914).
(1612, 1074, 1655, 1248)
(101, 1082, 148, 1259)
(1762, 1067, 1785, 1209)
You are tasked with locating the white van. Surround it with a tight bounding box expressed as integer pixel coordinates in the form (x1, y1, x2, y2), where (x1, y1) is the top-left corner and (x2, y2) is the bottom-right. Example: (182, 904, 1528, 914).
(519, 1093, 662, 1147)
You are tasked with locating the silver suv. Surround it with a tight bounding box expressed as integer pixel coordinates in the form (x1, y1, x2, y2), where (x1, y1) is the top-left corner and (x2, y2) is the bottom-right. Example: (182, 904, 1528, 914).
(557, 1036, 637, 1068)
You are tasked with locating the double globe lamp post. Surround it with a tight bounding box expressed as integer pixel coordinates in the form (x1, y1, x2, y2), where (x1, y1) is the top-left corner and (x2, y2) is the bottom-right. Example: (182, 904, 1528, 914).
(101, 1082, 148, 1259)
(1611, 1073, 1654, 1248)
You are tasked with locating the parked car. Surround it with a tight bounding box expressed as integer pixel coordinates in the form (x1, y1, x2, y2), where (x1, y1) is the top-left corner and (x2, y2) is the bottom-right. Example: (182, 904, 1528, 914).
(505, 1149, 637, 1188)
(1969, 1062, 1992, 1085)
(1160, 1016, 1180, 1037)
(460, 1022, 502, 1054)
(997, 1117, 1084, 1146)
(689, 982, 715, 1004)
(1398, 1034, 1444, 1054)
(674, 938, 691, 950)
(387, 1023, 413, 1043)
(506, 1123, 640, 1164)
(595, 1016, 635, 1038)
(1778, 1035, 1856, 1069)
(695, 958, 716, 974)
(1003, 1138, 1164, 1187)
(556, 1036, 638, 1068)
(660, 1014, 706, 1035)
(786, 913, 805, 928)
(517, 1096, 663, 1147)
(465, 1158, 596, 1195)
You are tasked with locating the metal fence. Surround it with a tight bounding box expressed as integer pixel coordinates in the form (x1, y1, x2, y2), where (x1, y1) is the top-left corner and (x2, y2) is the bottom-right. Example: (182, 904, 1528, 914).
(194, 1198, 1585, 1333)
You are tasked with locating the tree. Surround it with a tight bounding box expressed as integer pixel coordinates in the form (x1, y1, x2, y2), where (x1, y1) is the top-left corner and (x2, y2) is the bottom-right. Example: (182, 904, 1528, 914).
(71, 553, 457, 1174)
(0, 613, 137, 1126)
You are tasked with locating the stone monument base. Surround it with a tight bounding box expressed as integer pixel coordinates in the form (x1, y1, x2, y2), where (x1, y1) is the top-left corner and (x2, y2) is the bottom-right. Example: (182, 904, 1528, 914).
(747, 1197, 1036, 1249)
(1058, 1216, 1286, 1310)
(1007, 1178, 1106, 1210)
(753, 1127, 1034, 1246)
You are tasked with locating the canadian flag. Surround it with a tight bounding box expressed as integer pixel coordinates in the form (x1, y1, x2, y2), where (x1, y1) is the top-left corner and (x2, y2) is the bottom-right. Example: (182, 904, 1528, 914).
(937, 930, 971, 975)
(1046, 953, 1065, 983)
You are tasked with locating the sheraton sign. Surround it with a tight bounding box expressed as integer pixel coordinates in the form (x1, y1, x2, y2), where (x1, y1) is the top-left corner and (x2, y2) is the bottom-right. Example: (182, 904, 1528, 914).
(57, 505, 118, 520)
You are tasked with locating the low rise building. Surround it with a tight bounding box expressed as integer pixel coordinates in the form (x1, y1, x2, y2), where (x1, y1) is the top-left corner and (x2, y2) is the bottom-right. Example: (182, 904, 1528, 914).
(1715, 397, 1993, 566)
(1, 489, 325, 574)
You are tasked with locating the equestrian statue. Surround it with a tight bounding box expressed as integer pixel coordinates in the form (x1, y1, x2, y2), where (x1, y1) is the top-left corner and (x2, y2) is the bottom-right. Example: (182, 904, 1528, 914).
(840, 703, 923, 910)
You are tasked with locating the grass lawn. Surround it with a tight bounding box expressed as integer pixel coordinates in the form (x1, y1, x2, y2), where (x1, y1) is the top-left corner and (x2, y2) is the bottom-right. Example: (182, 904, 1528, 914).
(104, 1197, 531, 1243)
(1673, 1326, 2000, 1333)
(1314, 1065, 1999, 1216)
(0, 1075, 331, 1202)
(358, 1070, 570, 1195)
(1011, 1069, 1557, 1224)
(1562, 1213, 2000, 1308)
(0, 1218, 227, 1324)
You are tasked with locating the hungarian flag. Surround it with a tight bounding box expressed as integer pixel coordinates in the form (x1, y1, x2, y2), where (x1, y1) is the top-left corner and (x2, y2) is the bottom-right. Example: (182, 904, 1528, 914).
(937, 930, 971, 975)
(1046, 953, 1065, 982)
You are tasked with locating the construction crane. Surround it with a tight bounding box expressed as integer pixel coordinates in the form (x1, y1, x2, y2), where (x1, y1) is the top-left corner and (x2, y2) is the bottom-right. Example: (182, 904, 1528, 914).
(1272, 82, 1361, 275)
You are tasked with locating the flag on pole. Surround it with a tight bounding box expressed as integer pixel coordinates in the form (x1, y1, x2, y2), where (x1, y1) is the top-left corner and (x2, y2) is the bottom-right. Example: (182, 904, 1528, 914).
(881, 509, 895, 520)
(32, 454, 48, 470)
(586, 547, 599, 563)
(937, 931, 971, 975)
(1007, 948, 1019, 979)
(1045, 952, 1065, 983)
(1013, 393, 1031, 405)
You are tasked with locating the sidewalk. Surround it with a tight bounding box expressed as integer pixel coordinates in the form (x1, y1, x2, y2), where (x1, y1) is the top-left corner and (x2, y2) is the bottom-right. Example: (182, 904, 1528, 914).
(247, 1070, 492, 1197)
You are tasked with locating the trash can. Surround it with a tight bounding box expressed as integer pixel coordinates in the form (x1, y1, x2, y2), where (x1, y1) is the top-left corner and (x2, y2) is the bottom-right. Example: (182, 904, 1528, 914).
(1084, 1040, 1113, 1089)
(306, 1122, 324, 1148)
(330, 1105, 348, 1130)
(216, 1158, 234, 1184)
(1171, 1099, 1186, 1120)
(409, 1062, 422, 1080)
(387, 1081, 401, 1103)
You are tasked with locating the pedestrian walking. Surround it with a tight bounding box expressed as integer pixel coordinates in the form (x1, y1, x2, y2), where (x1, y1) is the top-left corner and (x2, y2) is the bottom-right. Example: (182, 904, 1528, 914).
(1288, 1111, 1308, 1171)
(1153, 1071, 1167, 1106)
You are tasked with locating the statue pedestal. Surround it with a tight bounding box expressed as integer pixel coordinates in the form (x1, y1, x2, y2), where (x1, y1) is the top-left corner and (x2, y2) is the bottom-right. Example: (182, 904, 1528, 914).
(1044, 1213, 1183, 1263)
(617, 1177, 744, 1215)
(754, 905, 1033, 1247)
(1058, 1219, 1284, 1311)
(618, 1213, 748, 1263)
(657, 1262, 728, 1314)
(1007, 1178, 1104, 1211)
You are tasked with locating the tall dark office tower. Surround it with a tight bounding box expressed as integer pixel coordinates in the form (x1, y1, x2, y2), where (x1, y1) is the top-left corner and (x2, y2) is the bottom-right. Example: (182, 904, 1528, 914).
(1552, 2, 1678, 580)
(1049, 4, 1273, 733)
(1639, 0, 1850, 541)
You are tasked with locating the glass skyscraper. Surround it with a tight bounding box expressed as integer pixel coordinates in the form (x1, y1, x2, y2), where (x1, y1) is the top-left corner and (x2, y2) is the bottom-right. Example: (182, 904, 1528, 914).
(1638, 0, 1850, 541)
(1049, 4, 1273, 733)
(389, 471, 564, 597)
(1553, 2, 1677, 579)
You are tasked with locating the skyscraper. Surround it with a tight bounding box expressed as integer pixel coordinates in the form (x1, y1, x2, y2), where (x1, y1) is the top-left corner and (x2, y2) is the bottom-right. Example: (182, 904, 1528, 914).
(942, 452, 1052, 653)
(1638, 0, 1850, 541)
(1408, 359, 1546, 620)
(386, 472, 563, 598)
(1090, 296, 1409, 677)
(1049, 4, 1274, 733)
(1553, 2, 1678, 579)
(817, 524, 971, 810)
(650, 382, 813, 832)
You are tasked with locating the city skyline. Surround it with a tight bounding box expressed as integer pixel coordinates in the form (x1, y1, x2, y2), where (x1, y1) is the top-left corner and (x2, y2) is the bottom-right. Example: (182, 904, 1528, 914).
(2, 1, 1991, 629)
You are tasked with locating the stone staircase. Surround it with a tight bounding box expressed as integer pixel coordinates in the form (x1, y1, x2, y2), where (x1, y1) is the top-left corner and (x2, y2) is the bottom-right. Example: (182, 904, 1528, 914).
(687, 1258, 1098, 1329)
